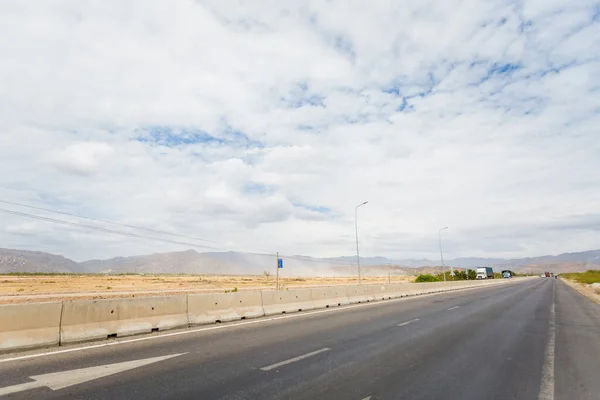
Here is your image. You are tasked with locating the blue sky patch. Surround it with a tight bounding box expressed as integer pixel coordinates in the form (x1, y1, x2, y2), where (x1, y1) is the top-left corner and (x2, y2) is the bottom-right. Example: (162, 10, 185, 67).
(137, 127, 221, 146)
(243, 182, 272, 194)
(519, 19, 533, 33)
(293, 203, 331, 214)
(135, 125, 263, 149)
(280, 81, 326, 108)
(489, 63, 522, 75)
(384, 85, 401, 96)
(333, 34, 356, 61)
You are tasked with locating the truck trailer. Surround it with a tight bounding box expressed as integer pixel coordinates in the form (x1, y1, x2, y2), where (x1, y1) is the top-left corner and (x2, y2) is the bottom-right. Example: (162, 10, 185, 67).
(476, 267, 494, 279)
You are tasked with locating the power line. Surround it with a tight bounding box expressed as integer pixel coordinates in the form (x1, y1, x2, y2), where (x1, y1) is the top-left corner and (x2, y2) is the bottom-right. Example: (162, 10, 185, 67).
(0, 208, 225, 251)
(0, 205, 356, 267)
(0, 199, 218, 244)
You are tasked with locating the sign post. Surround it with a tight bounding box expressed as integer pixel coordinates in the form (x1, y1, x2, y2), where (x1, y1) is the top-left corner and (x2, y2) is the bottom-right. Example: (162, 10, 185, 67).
(276, 253, 283, 290)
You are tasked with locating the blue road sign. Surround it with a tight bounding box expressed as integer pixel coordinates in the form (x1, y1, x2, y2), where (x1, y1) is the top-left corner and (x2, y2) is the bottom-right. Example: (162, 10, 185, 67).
(278, 258, 283, 269)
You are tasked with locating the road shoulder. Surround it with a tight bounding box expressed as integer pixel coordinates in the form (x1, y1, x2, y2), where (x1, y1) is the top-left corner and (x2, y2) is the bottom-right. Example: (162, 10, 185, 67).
(561, 278, 600, 304)
(555, 280, 600, 400)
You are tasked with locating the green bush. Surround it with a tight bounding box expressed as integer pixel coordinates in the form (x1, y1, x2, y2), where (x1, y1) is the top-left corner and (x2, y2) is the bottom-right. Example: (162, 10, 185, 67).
(435, 270, 473, 281)
(415, 274, 439, 283)
(453, 270, 468, 280)
(561, 270, 600, 284)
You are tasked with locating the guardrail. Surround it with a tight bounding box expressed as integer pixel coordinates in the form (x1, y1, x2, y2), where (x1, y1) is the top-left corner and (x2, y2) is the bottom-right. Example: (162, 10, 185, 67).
(0, 278, 527, 353)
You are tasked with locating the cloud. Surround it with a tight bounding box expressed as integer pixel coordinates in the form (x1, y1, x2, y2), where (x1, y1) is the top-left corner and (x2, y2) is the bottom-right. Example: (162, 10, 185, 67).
(0, 0, 599, 262)
(48, 142, 114, 176)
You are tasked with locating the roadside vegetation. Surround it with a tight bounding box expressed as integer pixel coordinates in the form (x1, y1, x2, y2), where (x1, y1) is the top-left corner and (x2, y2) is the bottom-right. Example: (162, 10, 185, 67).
(433, 269, 477, 281)
(415, 274, 439, 282)
(416, 269, 531, 282)
(561, 270, 600, 284)
(415, 270, 479, 282)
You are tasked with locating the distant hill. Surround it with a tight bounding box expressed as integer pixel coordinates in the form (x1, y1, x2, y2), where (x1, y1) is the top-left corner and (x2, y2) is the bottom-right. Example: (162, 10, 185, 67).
(507, 261, 600, 275)
(1, 247, 599, 275)
(81, 250, 351, 276)
(0, 248, 81, 273)
(81, 250, 262, 275)
(499, 250, 600, 268)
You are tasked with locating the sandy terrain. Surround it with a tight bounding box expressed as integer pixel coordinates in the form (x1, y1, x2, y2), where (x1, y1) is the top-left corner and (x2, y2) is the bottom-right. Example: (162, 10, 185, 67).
(0, 274, 414, 304)
(562, 278, 600, 305)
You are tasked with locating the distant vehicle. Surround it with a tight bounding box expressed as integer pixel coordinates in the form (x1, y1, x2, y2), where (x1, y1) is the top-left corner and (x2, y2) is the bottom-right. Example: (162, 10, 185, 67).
(540, 273, 545, 277)
(544, 272, 551, 278)
(476, 267, 494, 279)
(501, 270, 514, 278)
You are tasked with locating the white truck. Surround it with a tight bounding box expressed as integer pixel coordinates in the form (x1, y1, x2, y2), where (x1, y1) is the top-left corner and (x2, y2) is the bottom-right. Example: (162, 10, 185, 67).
(476, 267, 494, 279)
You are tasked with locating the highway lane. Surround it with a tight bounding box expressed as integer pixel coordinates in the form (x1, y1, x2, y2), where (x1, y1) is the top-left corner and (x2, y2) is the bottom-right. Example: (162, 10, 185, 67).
(0, 278, 598, 399)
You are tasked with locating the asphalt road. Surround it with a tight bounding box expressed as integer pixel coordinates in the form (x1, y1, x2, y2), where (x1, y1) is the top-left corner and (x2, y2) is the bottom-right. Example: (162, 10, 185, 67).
(0, 279, 598, 399)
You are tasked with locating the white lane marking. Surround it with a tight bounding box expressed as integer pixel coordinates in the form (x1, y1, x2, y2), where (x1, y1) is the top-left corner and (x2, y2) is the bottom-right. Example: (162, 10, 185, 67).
(0, 280, 530, 364)
(447, 306, 460, 311)
(0, 353, 185, 396)
(361, 397, 372, 400)
(0, 381, 42, 397)
(397, 318, 420, 327)
(539, 284, 556, 400)
(260, 348, 331, 371)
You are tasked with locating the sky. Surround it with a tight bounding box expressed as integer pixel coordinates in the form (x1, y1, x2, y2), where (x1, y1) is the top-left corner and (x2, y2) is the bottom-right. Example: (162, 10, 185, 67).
(0, 0, 599, 262)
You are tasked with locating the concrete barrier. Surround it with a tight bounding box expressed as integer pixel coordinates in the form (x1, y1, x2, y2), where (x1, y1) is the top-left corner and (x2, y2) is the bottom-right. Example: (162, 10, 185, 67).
(60, 296, 188, 344)
(261, 289, 314, 315)
(311, 286, 350, 309)
(0, 302, 62, 352)
(188, 291, 264, 325)
(370, 284, 399, 300)
(346, 285, 376, 303)
(403, 282, 440, 295)
(384, 283, 415, 298)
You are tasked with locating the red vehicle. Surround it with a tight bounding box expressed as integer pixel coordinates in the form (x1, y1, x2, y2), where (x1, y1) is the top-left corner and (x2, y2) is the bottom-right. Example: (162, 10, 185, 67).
(544, 272, 550, 278)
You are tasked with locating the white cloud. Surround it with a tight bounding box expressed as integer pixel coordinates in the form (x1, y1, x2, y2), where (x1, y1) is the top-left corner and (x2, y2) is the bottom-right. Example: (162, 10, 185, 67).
(48, 142, 114, 176)
(0, 0, 599, 262)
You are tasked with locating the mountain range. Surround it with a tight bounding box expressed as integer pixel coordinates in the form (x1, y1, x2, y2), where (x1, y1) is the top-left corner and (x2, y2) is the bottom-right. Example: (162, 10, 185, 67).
(1, 248, 599, 276)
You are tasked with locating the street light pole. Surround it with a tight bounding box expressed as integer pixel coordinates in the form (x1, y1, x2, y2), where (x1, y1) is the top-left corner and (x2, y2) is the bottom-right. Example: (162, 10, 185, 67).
(438, 227, 448, 282)
(355, 201, 368, 285)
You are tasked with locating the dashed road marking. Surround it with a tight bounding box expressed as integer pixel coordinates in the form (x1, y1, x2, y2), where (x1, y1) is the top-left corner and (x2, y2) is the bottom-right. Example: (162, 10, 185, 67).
(447, 306, 460, 311)
(397, 318, 420, 327)
(260, 348, 331, 371)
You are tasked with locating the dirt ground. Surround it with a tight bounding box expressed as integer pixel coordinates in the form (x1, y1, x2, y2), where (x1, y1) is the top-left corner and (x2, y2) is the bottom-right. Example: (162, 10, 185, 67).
(0, 274, 415, 304)
(562, 278, 600, 305)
